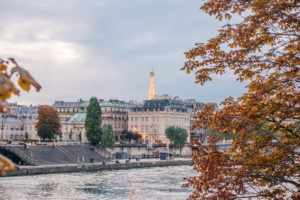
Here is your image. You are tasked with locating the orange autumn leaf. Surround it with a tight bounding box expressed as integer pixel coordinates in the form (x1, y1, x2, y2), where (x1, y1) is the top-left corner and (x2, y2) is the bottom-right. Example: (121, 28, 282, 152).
(0, 155, 19, 175)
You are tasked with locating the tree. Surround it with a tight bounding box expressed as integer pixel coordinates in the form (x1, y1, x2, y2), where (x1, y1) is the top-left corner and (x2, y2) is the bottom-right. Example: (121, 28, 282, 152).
(84, 97, 102, 146)
(120, 130, 142, 143)
(35, 105, 61, 137)
(37, 123, 53, 140)
(0, 57, 41, 175)
(205, 126, 235, 141)
(101, 124, 115, 148)
(24, 132, 29, 141)
(182, 1, 299, 199)
(165, 126, 187, 153)
(69, 129, 73, 142)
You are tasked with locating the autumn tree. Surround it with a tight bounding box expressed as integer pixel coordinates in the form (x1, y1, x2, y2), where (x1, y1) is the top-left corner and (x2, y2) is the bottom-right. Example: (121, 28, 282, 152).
(165, 126, 187, 154)
(0, 57, 41, 175)
(101, 124, 115, 148)
(182, 1, 299, 199)
(35, 105, 61, 138)
(37, 123, 53, 140)
(84, 97, 102, 146)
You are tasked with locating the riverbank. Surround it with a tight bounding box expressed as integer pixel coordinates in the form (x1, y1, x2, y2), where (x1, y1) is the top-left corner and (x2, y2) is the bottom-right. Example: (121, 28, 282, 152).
(1, 159, 192, 177)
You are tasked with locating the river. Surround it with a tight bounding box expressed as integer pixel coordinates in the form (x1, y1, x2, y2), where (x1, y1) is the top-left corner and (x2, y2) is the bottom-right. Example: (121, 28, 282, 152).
(0, 165, 195, 200)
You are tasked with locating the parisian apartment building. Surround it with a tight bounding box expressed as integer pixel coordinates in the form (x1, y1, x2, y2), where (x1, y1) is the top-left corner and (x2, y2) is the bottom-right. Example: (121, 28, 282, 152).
(52, 99, 138, 142)
(0, 102, 38, 140)
(128, 94, 207, 144)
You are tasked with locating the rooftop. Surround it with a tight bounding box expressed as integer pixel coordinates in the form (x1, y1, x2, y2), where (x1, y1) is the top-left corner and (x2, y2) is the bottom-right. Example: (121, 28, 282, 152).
(52, 101, 80, 108)
(68, 110, 86, 123)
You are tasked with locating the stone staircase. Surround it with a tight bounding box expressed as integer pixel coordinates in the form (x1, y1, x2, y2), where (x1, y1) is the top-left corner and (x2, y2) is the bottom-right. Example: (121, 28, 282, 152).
(12, 145, 107, 165)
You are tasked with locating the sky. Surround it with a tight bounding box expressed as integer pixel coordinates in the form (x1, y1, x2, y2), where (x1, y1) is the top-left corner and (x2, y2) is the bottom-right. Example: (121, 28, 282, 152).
(0, 0, 247, 105)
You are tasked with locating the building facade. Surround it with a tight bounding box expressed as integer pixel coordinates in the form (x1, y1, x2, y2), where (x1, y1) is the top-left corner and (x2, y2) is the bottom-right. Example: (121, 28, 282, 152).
(52, 101, 80, 122)
(79, 99, 128, 137)
(0, 102, 38, 140)
(128, 96, 192, 144)
(55, 99, 132, 142)
(61, 110, 87, 142)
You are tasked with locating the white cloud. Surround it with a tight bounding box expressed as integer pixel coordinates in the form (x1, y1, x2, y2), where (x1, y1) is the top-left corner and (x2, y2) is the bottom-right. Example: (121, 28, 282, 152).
(0, 17, 87, 63)
(0, 0, 247, 105)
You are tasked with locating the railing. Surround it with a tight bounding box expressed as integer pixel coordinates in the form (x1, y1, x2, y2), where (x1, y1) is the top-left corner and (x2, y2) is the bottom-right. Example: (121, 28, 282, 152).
(0, 145, 38, 165)
(79, 143, 113, 159)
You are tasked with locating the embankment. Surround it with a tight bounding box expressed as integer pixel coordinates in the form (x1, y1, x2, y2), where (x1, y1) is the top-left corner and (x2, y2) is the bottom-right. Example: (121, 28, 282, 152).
(2, 159, 192, 177)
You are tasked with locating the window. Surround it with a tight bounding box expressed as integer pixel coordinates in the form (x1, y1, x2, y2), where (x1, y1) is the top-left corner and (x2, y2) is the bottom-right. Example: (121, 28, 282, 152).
(145, 117, 148, 122)
(135, 117, 138, 121)
(152, 116, 155, 122)
(142, 117, 144, 122)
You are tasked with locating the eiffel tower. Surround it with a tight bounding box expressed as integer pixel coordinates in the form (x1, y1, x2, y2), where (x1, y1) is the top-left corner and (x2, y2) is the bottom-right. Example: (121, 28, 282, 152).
(148, 69, 155, 100)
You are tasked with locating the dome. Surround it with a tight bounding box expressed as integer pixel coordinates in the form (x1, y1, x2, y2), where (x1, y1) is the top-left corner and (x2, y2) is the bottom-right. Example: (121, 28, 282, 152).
(68, 110, 86, 123)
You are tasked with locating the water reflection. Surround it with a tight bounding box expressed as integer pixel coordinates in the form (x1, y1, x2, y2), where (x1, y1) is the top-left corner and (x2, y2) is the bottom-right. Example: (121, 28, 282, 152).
(0, 166, 194, 200)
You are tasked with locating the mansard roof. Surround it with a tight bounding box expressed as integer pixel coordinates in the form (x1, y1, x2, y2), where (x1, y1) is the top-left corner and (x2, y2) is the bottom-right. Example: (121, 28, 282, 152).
(78, 100, 125, 108)
(52, 101, 80, 108)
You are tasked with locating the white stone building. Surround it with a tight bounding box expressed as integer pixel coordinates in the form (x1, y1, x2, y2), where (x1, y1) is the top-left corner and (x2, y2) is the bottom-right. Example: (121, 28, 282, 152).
(0, 102, 39, 140)
(61, 110, 87, 142)
(128, 96, 192, 144)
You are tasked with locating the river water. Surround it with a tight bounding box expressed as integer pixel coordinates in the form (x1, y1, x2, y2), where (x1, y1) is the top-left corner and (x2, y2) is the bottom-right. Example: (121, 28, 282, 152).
(0, 165, 195, 200)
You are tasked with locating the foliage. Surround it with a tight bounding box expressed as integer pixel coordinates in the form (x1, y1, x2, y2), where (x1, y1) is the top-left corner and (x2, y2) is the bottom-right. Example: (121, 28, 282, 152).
(37, 123, 54, 140)
(0, 58, 41, 104)
(205, 127, 235, 140)
(84, 97, 102, 146)
(0, 57, 41, 175)
(69, 129, 73, 141)
(120, 130, 142, 142)
(101, 124, 115, 148)
(165, 126, 187, 148)
(0, 155, 19, 175)
(35, 105, 61, 136)
(182, 1, 299, 199)
(24, 132, 29, 140)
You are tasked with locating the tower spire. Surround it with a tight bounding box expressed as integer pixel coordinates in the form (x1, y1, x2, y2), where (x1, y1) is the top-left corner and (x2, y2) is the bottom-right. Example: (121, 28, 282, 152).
(148, 69, 155, 100)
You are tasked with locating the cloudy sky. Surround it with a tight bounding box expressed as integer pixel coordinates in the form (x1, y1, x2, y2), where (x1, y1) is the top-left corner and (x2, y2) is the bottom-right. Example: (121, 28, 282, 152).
(0, 0, 246, 105)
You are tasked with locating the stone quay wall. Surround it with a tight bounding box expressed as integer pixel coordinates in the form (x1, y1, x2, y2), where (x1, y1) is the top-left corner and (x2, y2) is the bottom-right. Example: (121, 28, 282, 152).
(2, 159, 192, 177)
(106, 144, 192, 158)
